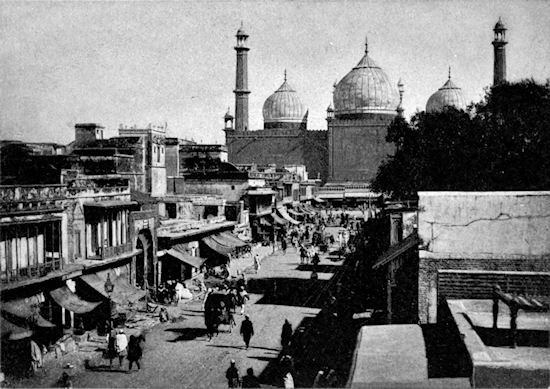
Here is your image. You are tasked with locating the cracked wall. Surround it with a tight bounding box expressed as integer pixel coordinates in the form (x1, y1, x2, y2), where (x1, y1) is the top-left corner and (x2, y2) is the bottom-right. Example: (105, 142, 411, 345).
(416, 191, 550, 323)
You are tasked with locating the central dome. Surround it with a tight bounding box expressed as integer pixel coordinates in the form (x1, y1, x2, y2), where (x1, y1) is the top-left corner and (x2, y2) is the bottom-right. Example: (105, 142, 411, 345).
(262, 72, 307, 128)
(333, 38, 399, 116)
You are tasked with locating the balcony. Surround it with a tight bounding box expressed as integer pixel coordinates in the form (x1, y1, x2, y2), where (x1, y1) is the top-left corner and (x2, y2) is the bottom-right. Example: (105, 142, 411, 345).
(88, 242, 133, 260)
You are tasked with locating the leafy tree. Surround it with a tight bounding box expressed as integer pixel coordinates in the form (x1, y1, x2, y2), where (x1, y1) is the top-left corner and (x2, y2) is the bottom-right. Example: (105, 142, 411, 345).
(372, 79, 550, 198)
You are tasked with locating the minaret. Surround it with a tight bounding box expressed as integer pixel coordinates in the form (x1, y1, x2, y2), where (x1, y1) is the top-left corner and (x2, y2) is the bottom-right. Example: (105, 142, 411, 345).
(396, 78, 404, 116)
(234, 23, 250, 131)
(492, 17, 508, 85)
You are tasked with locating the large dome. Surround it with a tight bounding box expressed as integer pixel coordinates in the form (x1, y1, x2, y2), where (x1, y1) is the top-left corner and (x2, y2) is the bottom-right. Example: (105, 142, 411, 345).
(426, 72, 466, 113)
(333, 38, 399, 116)
(262, 73, 307, 126)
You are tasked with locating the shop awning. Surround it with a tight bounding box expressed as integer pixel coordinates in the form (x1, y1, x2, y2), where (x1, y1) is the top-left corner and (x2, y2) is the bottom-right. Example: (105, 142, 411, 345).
(218, 231, 249, 248)
(313, 196, 326, 203)
(166, 244, 206, 269)
(1, 295, 56, 328)
(271, 213, 288, 226)
(1, 316, 33, 340)
(49, 286, 102, 314)
(79, 272, 146, 306)
(297, 204, 316, 215)
(288, 208, 306, 217)
(277, 207, 300, 225)
(260, 218, 272, 227)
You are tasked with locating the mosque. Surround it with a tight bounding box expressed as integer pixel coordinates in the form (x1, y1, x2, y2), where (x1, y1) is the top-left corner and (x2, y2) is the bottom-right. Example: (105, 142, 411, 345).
(224, 19, 507, 190)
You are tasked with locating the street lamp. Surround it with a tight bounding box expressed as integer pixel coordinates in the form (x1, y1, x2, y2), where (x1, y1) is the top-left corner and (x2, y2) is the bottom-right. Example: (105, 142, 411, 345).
(104, 273, 114, 328)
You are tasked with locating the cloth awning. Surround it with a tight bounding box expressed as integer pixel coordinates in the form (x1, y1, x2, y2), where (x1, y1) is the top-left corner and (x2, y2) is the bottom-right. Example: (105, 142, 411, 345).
(49, 286, 102, 314)
(259, 218, 272, 227)
(271, 213, 289, 226)
(288, 208, 306, 217)
(1, 295, 56, 328)
(277, 207, 300, 225)
(202, 236, 232, 257)
(218, 231, 249, 248)
(201, 231, 249, 257)
(298, 204, 316, 215)
(79, 272, 146, 306)
(1, 316, 33, 340)
(166, 244, 206, 269)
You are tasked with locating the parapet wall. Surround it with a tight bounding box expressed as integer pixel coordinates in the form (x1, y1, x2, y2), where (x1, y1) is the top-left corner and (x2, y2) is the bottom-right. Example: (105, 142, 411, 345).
(417, 191, 550, 323)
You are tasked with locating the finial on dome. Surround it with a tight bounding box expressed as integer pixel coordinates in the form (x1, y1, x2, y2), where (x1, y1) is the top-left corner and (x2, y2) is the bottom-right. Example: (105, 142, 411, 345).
(364, 35, 369, 54)
(448, 66, 451, 80)
(284, 69, 287, 82)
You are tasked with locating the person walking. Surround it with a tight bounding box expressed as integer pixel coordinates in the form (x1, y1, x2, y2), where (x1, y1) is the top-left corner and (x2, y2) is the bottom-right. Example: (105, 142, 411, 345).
(281, 319, 293, 349)
(127, 334, 144, 371)
(225, 360, 240, 388)
(240, 315, 254, 349)
(115, 329, 128, 367)
(241, 367, 261, 388)
(106, 327, 118, 367)
(281, 238, 287, 255)
(238, 286, 249, 315)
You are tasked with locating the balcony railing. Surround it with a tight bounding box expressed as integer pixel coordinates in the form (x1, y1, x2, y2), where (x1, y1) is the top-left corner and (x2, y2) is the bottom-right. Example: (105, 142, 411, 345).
(1, 258, 62, 284)
(88, 242, 133, 260)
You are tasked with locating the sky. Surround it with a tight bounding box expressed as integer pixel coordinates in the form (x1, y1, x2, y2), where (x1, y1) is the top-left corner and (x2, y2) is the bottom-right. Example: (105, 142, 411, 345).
(1, 0, 549, 145)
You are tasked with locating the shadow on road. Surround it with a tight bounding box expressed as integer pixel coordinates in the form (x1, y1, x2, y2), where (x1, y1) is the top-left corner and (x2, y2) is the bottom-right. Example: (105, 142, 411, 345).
(295, 264, 341, 273)
(165, 327, 209, 342)
(247, 277, 330, 308)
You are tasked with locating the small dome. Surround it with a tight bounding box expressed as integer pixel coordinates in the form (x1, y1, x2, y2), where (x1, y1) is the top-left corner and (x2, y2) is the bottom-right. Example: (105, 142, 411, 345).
(262, 72, 307, 125)
(236, 22, 248, 37)
(426, 71, 466, 113)
(333, 37, 399, 116)
(494, 17, 506, 30)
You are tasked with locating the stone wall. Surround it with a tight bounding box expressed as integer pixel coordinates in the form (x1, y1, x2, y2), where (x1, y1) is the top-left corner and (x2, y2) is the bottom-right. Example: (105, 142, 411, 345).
(417, 191, 550, 323)
(328, 115, 394, 182)
(225, 129, 328, 181)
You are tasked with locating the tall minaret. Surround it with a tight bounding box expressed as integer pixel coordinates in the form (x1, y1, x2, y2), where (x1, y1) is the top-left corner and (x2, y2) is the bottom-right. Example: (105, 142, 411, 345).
(492, 17, 508, 85)
(234, 23, 250, 131)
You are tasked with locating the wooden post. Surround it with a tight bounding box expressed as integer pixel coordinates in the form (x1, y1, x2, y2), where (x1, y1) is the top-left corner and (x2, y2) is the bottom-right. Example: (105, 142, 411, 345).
(492, 285, 499, 329)
(510, 303, 519, 348)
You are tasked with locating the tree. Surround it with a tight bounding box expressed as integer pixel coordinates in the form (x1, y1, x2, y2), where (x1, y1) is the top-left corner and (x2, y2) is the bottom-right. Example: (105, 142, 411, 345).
(372, 79, 550, 198)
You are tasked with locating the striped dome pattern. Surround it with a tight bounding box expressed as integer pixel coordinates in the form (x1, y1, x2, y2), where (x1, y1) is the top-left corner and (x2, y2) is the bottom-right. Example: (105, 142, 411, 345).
(333, 48, 399, 116)
(262, 77, 306, 124)
(426, 77, 466, 113)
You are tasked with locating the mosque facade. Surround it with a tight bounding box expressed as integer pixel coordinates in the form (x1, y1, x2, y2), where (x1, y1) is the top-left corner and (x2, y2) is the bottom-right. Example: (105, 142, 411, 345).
(224, 20, 506, 187)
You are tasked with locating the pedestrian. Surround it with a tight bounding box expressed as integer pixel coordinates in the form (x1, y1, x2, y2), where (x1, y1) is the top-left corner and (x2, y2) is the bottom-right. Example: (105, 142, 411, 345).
(281, 238, 287, 255)
(240, 315, 254, 349)
(281, 319, 293, 349)
(254, 253, 261, 273)
(106, 327, 118, 367)
(241, 367, 261, 388)
(127, 334, 144, 371)
(312, 370, 325, 388)
(238, 286, 250, 315)
(115, 329, 128, 367)
(312, 252, 320, 267)
(57, 372, 73, 388)
(225, 359, 240, 388)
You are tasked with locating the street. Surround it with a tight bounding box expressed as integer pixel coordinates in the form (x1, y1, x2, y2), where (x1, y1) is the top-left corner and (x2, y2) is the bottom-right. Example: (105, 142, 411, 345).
(14, 229, 347, 388)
